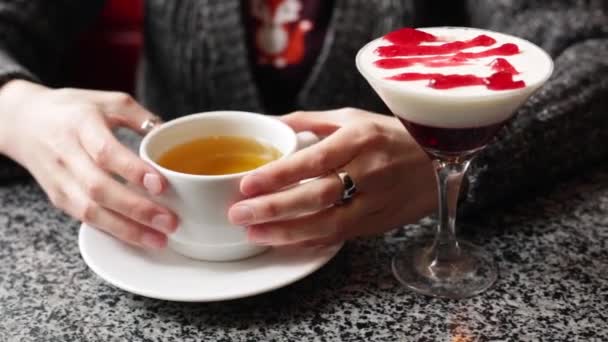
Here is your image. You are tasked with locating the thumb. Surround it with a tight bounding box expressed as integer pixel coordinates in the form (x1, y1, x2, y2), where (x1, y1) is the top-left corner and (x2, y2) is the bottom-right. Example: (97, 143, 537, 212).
(280, 111, 342, 136)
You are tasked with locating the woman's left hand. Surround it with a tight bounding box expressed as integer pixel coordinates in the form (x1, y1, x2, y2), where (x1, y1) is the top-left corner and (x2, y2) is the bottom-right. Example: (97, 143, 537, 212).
(228, 108, 437, 246)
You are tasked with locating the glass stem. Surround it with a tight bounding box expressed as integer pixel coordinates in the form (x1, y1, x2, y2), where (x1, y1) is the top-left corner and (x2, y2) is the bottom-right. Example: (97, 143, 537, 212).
(431, 158, 471, 265)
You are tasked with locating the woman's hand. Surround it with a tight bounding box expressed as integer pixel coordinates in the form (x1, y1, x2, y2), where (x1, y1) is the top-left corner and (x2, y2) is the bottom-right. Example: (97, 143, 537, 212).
(228, 108, 437, 246)
(0, 80, 178, 249)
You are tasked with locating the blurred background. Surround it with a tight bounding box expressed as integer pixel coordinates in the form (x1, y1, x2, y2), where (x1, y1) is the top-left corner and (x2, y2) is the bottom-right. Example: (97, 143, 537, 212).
(65, 0, 472, 96)
(69, 0, 143, 95)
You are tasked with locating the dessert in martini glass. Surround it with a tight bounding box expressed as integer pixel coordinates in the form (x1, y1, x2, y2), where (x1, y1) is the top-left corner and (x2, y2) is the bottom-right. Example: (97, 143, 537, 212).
(356, 27, 554, 298)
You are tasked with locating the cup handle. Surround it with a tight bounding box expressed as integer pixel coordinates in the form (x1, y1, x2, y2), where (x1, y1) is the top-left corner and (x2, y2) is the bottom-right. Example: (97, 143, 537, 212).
(296, 131, 320, 151)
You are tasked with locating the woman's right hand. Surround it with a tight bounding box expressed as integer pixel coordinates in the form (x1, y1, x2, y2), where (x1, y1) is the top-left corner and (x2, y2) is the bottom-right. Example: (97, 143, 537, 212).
(0, 80, 178, 249)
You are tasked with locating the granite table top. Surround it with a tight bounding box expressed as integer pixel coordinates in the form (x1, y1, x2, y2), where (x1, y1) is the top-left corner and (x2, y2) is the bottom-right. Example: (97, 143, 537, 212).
(1, 164, 607, 342)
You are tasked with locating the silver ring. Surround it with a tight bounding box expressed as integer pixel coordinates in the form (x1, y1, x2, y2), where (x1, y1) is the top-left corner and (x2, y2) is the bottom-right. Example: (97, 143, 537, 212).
(140, 117, 160, 133)
(335, 171, 357, 205)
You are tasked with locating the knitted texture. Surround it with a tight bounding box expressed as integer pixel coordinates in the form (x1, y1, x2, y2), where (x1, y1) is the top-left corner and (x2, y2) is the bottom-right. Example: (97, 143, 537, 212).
(0, 0, 606, 214)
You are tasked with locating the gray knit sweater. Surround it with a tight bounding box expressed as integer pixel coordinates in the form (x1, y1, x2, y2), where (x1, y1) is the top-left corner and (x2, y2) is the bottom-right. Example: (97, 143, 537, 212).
(0, 0, 607, 213)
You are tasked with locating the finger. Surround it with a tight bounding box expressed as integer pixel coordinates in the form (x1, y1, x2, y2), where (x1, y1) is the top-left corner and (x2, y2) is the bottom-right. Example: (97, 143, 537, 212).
(84, 90, 160, 134)
(245, 150, 437, 246)
(41, 155, 167, 249)
(280, 111, 341, 136)
(74, 195, 168, 249)
(246, 191, 388, 246)
(240, 124, 371, 196)
(229, 173, 343, 225)
(236, 133, 424, 225)
(78, 116, 166, 195)
(281, 107, 395, 131)
(63, 142, 178, 234)
(291, 237, 342, 249)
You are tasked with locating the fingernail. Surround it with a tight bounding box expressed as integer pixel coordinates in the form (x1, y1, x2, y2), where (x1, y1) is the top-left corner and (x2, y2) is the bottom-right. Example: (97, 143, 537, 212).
(248, 227, 272, 245)
(151, 214, 175, 234)
(229, 205, 255, 225)
(143, 173, 162, 195)
(141, 232, 166, 249)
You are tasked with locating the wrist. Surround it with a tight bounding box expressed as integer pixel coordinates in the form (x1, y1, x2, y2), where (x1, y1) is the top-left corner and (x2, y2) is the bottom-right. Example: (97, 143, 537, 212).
(0, 79, 47, 154)
(0, 79, 46, 100)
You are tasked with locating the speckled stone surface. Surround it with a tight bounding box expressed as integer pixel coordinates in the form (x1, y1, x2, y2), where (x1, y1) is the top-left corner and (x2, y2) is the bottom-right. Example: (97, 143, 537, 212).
(1, 163, 607, 342)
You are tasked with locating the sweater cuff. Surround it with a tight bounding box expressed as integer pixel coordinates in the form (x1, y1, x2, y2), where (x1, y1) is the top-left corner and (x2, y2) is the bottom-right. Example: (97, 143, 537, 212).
(0, 50, 36, 181)
(0, 49, 38, 88)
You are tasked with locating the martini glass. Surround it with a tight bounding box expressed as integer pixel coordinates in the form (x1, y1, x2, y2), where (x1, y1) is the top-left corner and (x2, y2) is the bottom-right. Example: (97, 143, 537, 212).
(356, 27, 554, 299)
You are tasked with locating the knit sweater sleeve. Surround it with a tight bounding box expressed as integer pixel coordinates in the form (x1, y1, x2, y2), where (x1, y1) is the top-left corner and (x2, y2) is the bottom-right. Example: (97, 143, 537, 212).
(0, 0, 106, 180)
(460, 0, 608, 213)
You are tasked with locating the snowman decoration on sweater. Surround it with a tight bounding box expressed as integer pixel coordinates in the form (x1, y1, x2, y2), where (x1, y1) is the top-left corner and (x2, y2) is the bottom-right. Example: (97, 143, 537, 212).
(251, 0, 312, 68)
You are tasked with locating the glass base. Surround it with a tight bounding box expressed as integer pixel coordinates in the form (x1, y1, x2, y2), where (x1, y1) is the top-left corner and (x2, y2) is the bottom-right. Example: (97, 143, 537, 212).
(392, 240, 497, 299)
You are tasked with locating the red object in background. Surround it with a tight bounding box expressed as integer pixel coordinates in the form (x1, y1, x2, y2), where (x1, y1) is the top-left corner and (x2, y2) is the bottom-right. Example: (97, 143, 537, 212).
(70, 0, 143, 94)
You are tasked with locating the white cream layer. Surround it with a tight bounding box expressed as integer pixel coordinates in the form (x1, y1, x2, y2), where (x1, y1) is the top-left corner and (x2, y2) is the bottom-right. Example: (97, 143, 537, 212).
(356, 27, 554, 128)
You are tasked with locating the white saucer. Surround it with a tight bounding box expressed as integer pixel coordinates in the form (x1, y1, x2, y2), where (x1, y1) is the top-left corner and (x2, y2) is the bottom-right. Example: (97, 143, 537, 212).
(78, 223, 343, 302)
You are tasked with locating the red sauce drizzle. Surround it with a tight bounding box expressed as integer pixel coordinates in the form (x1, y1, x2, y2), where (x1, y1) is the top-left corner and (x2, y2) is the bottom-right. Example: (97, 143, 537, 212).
(384, 27, 438, 45)
(489, 58, 519, 74)
(388, 71, 524, 90)
(453, 43, 520, 59)
(375, 28, 525, 90)
(375, 35, 497, 58)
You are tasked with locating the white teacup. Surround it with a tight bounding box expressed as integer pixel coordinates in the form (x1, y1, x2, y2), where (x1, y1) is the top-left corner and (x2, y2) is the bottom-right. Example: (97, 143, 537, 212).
(140, 111, 316, 261)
